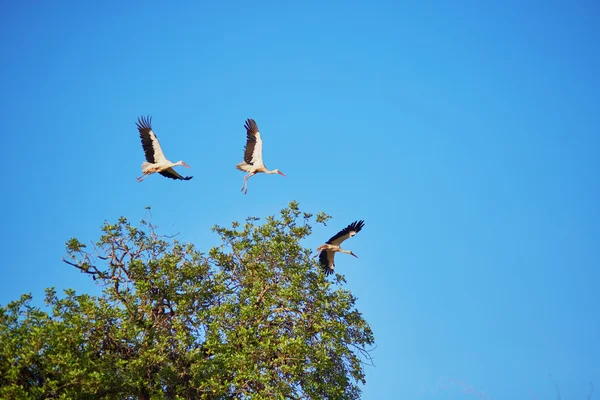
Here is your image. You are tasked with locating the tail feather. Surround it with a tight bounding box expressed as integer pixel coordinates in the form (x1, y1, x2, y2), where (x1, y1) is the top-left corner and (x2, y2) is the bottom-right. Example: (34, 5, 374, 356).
(236, 162, 252, 172)
(142, 161, 152, 172)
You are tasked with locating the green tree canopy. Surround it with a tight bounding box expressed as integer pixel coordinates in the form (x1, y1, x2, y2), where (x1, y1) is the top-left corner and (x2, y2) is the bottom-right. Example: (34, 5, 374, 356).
(0, 202, 375, 399)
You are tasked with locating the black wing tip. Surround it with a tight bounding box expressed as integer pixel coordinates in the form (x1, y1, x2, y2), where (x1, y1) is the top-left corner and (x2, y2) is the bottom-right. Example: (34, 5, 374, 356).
(159, 170, 193, 181)
(172, 175, 193, 181)
(244, 118, 259, 134)
(319, 251, 334, 275)
(326, 219, 366, 244)
(136, 115, 153, 132)
(350, 220, 365, 233)
(137, 115, 156, 163)
(318, 251, 327, 266)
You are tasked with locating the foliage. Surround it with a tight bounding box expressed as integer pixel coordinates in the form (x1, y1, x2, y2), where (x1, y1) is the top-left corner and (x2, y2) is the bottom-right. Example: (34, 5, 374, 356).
(0, 202, 375, 399)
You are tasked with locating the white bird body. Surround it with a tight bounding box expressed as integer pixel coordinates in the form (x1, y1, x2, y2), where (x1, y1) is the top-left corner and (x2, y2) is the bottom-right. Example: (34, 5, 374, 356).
(317, 220, 365, 275)
(136, 116, 192, 182)
(316, 244, 347, 253)
(236, 118, 285, 194)
(141, 160, 187, 175)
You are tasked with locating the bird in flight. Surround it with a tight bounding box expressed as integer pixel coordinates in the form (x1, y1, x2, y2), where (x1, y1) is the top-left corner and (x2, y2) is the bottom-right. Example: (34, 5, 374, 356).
(316, 220, 365, 275)
(136, 115, 192, 182)
(236, 118, 285, 194)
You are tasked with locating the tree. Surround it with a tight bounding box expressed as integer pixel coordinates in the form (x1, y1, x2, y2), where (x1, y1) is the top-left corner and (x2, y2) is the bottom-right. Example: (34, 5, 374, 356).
(0, 202, 375, 399)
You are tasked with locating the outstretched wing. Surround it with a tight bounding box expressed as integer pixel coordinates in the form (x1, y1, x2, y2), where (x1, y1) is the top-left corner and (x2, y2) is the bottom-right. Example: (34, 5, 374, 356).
(159, 168, 193, 181)
(326, 220, 365, 246)
(137, 115, 166, 163)
(319, 250, 335, 275)
(242, 118, 263, 167)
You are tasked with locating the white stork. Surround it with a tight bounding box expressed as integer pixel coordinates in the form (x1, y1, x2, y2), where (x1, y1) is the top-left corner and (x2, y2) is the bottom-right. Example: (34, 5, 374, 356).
(316, 220, 365, 275)
(136, 115, 192, 182)
(236, 118, 285, 194)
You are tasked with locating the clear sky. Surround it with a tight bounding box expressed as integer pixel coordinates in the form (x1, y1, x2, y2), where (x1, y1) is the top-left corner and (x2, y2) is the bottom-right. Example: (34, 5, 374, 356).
(1, 1, 599, 398)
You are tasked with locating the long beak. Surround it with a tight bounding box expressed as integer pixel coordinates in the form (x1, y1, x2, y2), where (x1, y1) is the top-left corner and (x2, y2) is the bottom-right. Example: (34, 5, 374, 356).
(351, 253, 358, 258)
(183, 163, 191, 168)
(278, 171, 286, 177)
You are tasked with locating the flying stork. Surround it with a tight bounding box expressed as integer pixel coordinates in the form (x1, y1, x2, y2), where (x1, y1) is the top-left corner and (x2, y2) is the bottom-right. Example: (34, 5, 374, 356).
(316, 220, 365, 275)
(236, 118, 285, 194)
(136, 115, 192, 182)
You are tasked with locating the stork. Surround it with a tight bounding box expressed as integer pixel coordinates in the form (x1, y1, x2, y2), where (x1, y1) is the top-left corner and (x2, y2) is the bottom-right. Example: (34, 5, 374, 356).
(236, 118, 285, 194)
(136, 115, 192, 182)
(316, 220, 365, 275)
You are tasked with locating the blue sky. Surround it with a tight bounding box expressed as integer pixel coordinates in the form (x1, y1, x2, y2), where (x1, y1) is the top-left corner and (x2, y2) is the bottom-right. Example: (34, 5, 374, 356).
(1, 1, 599, 398)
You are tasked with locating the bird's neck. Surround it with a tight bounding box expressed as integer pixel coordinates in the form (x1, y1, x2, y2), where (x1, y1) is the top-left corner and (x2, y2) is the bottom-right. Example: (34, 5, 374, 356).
(340, 249, 352, 254)
(265, 169, 278, 174)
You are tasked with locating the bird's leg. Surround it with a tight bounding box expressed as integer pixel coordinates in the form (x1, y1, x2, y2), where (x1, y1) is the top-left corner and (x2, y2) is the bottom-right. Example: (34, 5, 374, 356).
(241, 173, 254, 194)
(240, 174, 249, 192)
(136, 174, 147, 182)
